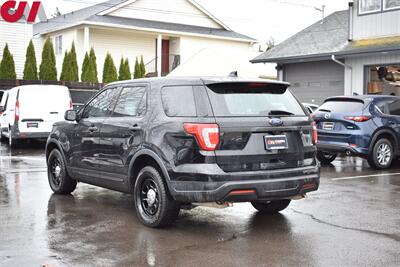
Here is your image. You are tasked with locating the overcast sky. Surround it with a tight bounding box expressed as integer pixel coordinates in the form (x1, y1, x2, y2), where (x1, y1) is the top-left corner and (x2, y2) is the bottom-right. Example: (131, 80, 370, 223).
(39, 0, 349, 43)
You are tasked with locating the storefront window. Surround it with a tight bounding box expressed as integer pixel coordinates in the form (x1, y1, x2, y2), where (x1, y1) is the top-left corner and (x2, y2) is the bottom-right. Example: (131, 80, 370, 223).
(384, 0, 400, 10)
(366, 65, 400, 96)
(359, 0, 382, 14)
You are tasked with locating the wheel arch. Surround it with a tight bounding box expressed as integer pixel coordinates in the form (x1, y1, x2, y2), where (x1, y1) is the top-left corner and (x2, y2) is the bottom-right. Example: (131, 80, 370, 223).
(369, 128, 398, 154)
(127, 149, 171, 193)
(46, 139, 67, 163)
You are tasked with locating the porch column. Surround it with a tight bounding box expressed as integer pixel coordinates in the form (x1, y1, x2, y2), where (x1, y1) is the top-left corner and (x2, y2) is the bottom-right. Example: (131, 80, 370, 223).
(157, 34, 162, 77)
(84, 27, 90, 53)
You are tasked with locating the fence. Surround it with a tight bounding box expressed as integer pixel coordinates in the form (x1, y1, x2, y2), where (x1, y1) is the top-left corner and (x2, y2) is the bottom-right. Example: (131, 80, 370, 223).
(0, 79, 105, 104)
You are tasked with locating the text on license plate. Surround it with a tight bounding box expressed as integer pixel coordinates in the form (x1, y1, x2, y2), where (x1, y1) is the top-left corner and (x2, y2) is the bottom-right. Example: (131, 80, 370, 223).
(27, 123, 39, 128)
(264, 135, 288, 150)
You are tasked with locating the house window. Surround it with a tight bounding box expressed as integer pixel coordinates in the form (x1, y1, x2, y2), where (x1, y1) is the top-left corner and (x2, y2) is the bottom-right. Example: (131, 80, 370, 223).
(384, 0, 400, 10)
(55, 35, 63, 55)
(359, 0, 381, 14)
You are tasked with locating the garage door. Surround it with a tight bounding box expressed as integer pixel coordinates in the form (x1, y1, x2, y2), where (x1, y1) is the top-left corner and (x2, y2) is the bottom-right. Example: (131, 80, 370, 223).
(284, 61, 345, 105)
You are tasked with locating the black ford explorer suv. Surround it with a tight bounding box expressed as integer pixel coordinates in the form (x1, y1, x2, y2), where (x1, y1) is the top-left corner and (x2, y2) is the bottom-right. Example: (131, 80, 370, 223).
(46, 77, 320, 228)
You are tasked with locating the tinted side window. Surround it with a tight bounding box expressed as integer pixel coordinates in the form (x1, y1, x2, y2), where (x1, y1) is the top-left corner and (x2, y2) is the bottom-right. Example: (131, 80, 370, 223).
(161, 86, 196, 117)
(3, 94, 9, 109)
(376, 100, 400, 115)
(113, 86, 147, 117)
(388, 100, 400, 116)
(82, 88, 118, 118)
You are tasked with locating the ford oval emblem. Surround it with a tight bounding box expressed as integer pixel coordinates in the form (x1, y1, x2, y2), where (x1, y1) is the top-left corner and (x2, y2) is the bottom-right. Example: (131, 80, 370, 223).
(269, 118, 283, 126)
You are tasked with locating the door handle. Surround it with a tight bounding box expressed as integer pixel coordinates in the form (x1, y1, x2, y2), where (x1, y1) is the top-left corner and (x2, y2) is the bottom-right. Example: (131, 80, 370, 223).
(129, 124, 142, 131)
(389, 121, 396, 125)
(88, 126, 98, 132)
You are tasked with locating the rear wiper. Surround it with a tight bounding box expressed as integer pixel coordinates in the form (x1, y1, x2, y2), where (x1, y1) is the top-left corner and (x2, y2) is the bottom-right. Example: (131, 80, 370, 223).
(319, 109, 331, 113)
(268, 110, 294, 116)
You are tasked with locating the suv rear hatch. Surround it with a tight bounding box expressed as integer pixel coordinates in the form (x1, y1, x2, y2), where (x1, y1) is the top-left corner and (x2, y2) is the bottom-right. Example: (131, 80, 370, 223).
(313, 97, 369, 144)
(204, 81, 316, 173)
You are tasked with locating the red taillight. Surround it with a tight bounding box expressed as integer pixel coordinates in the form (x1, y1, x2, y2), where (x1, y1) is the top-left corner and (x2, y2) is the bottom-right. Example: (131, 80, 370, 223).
(312, 121, 318, 145)
(15, 100, 19, 122)
(344, 116, 371, 122)
(184, 123, 220, 151)
(69, 99, 73, 109)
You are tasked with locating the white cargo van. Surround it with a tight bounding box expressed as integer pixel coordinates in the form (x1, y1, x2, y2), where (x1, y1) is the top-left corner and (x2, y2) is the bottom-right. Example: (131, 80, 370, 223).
(0, 85, 72, 147)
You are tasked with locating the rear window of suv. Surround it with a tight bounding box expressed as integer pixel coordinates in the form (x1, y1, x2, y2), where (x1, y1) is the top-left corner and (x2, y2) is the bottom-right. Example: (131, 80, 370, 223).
(206, 82, 305, 117)
(318, 99, 364, 113)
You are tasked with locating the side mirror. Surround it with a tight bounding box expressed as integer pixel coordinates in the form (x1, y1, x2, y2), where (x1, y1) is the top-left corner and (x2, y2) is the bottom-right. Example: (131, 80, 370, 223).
(65, 110, 78, 121)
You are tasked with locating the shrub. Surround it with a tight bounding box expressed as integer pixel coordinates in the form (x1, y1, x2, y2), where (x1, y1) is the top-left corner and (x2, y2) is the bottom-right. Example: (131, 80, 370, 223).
(69, 42, 79, 82)
(102, 53, 118, 83)
(39, 38, 57, 81)
(81, 52, 90, 82)
(89, 48, 98, 83)
(23, 40, 38, 80)
(119, 57, 131, 80)
(0, 44, 16, 80)
(60, 51, 70, 81)
(140, 55, 146, 77)
(134, 57, 140, 79)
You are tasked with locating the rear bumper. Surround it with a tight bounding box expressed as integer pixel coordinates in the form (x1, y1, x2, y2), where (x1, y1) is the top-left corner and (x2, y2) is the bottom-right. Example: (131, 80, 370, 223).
(167, 164, 320, 203)
(10, 124, 49, 139)
(317, 141, 369, 156)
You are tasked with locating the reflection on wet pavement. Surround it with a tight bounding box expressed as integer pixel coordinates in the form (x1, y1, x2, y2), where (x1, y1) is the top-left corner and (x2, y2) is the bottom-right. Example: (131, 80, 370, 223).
(1, 142, 400, 266)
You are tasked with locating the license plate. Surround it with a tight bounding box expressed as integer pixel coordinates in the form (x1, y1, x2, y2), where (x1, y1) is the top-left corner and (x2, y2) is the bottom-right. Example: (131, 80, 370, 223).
(323, 122, 335, 130)
(27, 122, 38, 128)
(264, 135, 288, 150)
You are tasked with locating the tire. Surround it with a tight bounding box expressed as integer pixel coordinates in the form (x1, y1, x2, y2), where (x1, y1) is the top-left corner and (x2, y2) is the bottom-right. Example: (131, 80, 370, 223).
(317, 151, 337, 164)
(47, 149, 77, 194)
(134, 166, 180, 228)
(368, 138, 394, 170)
(251, 199, 291, 214)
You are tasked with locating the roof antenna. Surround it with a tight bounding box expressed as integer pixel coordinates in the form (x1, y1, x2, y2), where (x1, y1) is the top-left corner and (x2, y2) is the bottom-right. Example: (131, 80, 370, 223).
(228, 71, 238, 77)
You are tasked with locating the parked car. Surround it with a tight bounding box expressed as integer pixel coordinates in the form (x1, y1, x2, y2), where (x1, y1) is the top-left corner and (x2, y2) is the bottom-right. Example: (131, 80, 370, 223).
(0, 85, 72, 147)
(46, 77, 320, 228)
(314, 95, 400, 169)
(303, 103, 319, 113)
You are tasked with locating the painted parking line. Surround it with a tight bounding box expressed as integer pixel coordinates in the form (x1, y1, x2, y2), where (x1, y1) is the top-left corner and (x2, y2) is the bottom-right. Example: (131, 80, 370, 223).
(0, 168, 47, 175)
(331, 172, 400, 181)
(0, 156, 45, 162)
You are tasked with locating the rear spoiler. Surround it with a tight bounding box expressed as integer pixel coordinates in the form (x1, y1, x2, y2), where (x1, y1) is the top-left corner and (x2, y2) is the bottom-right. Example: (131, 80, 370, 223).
(324, 97, 365, 104)
(205, 82, 289, 94)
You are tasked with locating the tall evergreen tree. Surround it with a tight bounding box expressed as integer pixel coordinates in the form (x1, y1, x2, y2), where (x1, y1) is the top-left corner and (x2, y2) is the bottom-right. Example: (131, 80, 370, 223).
(140, 55, 146, 78)
(69, 42, 79, 82)
(0, 44, 16, 80)
(23, 40, 38, 80)
(102, 53, 118, 83)
(89, 47, 98, 83)
(81, 52, 90, 82)
(118, 57, 131, 80)
(60, 51, 70, 81)
(39, 38, 57, 81)
(124, 58, 131, 79)
(134, 57, 140, 79)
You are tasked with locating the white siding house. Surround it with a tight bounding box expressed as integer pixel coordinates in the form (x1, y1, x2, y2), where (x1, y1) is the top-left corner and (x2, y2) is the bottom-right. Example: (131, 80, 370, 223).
(33, 0, 258, 82)
(0, 18, 33, 79)
(252, 0, 400, 103)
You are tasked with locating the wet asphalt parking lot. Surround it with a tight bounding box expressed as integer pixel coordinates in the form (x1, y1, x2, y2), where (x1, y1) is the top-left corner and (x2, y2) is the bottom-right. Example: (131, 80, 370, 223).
(0, 141, 400, 267)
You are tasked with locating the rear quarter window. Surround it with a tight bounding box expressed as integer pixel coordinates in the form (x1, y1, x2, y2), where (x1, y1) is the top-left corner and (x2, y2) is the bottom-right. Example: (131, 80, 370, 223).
(161, 86, 197, 117)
